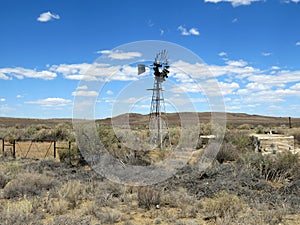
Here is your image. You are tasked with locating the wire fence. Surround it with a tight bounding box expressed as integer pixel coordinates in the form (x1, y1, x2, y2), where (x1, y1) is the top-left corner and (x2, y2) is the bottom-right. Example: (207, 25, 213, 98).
(0, 138, 73, 160)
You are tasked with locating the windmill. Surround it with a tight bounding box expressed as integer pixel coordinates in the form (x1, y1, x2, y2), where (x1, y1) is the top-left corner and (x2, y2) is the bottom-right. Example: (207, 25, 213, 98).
(138, 50, 170, 149)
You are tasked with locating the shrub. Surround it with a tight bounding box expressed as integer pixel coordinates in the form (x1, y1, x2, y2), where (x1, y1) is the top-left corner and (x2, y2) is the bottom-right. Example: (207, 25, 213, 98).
(137, 186, 161, 210)
(216, 142, 238, 163)
(51, 124, 73, 141)
(58, 144, 86, 166)
(203, 191, 247, 221)
(238, 152, 300, 182)
(0, 198, 34, 225)
(0, 172, 9, 188)
(58, 180, 86, 209)
(93, 208, 121, 224)
(52, 214, 92, 225)
(46, 198, 70, 215)
(225, 131, 253, 153)
(3, 173, 55, 198)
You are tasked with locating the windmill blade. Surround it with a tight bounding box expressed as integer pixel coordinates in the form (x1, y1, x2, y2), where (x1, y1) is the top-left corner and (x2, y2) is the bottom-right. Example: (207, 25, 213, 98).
(138, 64, 146, 75)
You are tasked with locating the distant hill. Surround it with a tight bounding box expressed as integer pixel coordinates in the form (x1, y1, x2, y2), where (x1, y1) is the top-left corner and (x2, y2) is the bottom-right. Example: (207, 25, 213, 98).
(98, 112, 300, 127)
(1, 113, 299, 128)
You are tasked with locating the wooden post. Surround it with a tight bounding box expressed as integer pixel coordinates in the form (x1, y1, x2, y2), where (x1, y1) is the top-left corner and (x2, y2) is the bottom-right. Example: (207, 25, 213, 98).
(68, 141, 71, 164)
(2, 139, 4, 158)
(53, 141, 56, 158)
(12, 140, 16, 159)
(289, 117, 292, 128)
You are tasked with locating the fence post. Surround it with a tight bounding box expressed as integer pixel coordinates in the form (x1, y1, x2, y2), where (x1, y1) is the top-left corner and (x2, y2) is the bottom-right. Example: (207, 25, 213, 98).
(12, 139, 16, 159)
(2, 139, 4, 159)
(53, 141, 56, 158)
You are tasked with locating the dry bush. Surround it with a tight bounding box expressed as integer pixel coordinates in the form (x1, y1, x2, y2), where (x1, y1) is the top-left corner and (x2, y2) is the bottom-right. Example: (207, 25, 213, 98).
(52, 214, 92, 225)
(46, 198, 70, 215)
(3, 172, 55, 198)
(137, 186, 161, 210)
(0, 198, 34, 225)
(216, 142, 238, 163)
(161, 188, 198, 219)
(237, 204, 287, 225)
(203, 191, 247, 222)
(92, 208, 121, 224)
(239, 152, 300, 182)
(58, 180, 86, 209)
(0, 172, 9, 188)
(3, 161, 21, 178)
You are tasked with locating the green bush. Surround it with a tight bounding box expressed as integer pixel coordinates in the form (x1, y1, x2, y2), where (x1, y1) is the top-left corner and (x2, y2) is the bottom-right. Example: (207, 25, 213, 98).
(224, 131, 253, 154)
(58, 144, 86, 166)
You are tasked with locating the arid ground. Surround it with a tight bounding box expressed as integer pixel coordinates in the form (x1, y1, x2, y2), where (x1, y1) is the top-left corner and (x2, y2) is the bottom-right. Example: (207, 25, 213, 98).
(0, 113, 299, 225)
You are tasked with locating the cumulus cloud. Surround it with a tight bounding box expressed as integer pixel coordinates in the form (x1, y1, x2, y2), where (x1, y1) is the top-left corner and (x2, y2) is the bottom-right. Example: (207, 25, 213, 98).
(72, 90, 98, 97)
(204, 0, 262, 7)
(0, 98, 5, 102)
(0, 67, 57, 80)
(37, 11, 60, 22)
(178, 26, 200, 36)
(296, 41, 300, 46)
(50, 63, 141, 81)
(26, 98, 71, 107)
(98, 50, 142, 60)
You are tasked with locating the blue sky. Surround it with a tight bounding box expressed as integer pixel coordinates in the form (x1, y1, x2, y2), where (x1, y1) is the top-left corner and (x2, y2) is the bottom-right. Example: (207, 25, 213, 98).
(1, 0, 300, 119)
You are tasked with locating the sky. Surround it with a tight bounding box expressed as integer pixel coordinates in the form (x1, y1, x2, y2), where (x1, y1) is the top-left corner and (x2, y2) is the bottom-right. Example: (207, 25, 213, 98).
(1, 0, 300, 119)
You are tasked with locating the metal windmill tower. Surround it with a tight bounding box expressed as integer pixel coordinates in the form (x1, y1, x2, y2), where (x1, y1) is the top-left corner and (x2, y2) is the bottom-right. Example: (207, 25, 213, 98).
(138, 50, 170, 148)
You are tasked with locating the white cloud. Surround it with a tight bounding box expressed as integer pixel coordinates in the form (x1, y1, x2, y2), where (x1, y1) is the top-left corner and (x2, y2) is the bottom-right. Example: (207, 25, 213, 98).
(218, 52, 227, 57)
(296, 41, 300, 46)
(290, 83, 300, 90)
(98, 50, 142, 60)
(225, 59, 248, 67)
(0, 67, 57, 80)
(26, 98, 72, 107)
(189, 28, 200, 35)
(246, 82, 269, 91)
(16, 95, 23, 98)
(160, 29, 165, 36)
(72, 90, 98, 97)
(248, 70, 300, 85)
(232, 18, 238, 23)
(204, 0, 262, 7)
(262, 52, 272, 56)
(0, 105, 15, 114)
(76, 85, 89, 90)
(106, 90, 114, 95)
(271, 66, 280, 70)
(50, 63, 141, 81)
(37, 11, 60, 22)
(0, 98, 5, 102)
(178, 26, 200, 36)
(284, 0, 300, 3)
(219, 81, 240, 95)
